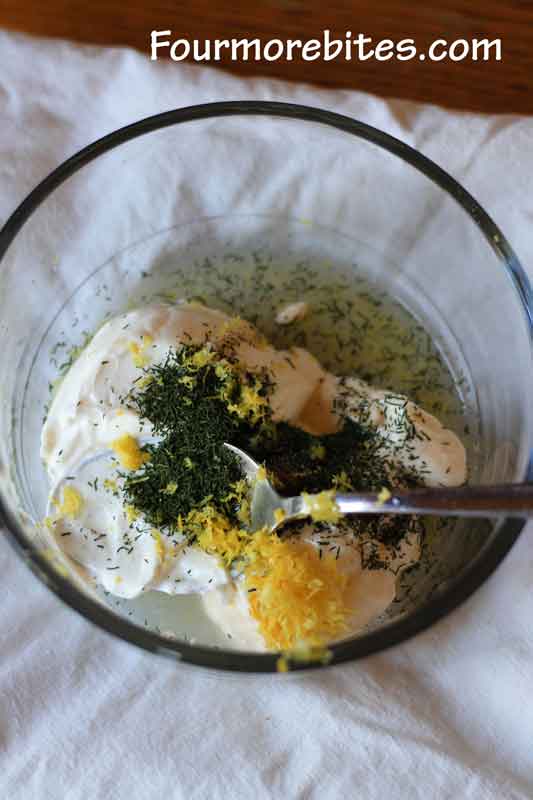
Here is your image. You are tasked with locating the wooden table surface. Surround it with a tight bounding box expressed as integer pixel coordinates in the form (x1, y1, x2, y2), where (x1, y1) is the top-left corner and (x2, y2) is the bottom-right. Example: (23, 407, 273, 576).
(2, 0, 532, 114)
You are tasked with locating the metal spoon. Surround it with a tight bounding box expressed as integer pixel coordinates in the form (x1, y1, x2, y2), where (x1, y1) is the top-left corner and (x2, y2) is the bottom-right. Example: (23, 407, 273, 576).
(224, 443, 533, 533)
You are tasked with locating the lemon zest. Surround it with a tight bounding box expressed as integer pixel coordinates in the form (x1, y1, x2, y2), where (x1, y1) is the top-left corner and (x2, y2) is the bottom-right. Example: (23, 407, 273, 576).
(191, 348, 215, 370)
(125, 504, 139, 524)
(332, 471, 353, 491)
(184, 498, 351, 651)
(191, 506, 249, 567)
(227, 382, 269, 425)
(53, 486, 83, 518)
(243, 531, 350, 650)
(376, 487, 392, 506)
(110, 434, 150, 471)
(178, 375, 196, 389)
(128, 334, 153, 368)
(302, 490, 341, 524)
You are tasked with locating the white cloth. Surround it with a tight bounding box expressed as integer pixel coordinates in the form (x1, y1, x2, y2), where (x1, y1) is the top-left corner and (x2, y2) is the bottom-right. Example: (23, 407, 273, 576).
(1, 30, 533, 800)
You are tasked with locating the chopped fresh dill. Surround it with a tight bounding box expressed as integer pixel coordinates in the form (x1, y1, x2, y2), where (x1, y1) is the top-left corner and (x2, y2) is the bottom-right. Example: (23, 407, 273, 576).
(120, 344, 273, 532)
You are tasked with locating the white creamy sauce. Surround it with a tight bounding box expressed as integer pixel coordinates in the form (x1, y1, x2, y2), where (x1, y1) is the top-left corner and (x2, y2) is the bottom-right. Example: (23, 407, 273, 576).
(41, 302, 466, 650)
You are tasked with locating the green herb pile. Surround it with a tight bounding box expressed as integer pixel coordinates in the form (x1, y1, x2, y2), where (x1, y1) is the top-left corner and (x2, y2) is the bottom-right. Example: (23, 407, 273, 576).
(120, 345, 271, 530)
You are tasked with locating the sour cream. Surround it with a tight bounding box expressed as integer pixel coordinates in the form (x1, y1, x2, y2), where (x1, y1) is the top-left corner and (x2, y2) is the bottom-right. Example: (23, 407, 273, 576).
(41, 302, 466, 648)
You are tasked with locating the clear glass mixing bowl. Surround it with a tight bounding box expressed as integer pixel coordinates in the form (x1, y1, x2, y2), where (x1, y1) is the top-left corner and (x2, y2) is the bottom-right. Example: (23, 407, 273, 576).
(1, 102, 532, 672)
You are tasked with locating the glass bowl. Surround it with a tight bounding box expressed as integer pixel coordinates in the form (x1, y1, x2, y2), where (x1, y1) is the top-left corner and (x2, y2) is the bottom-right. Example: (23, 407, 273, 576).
(1, 102, 532, 673)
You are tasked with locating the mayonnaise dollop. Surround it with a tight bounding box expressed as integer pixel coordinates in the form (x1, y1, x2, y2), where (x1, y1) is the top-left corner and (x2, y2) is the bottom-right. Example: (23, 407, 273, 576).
(41, 302, 466, 648)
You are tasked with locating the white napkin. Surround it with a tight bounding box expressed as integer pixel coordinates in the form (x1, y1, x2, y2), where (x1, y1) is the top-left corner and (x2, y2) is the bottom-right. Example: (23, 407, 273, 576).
(1, 30, 533, 800)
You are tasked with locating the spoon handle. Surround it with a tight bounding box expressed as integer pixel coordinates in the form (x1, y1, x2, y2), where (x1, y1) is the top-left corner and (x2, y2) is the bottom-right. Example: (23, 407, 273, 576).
(334, 483, 533, 518)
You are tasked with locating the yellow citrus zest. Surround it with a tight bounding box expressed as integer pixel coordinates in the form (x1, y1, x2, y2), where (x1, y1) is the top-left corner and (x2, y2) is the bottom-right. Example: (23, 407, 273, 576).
(302, 490, 341, 524)
(53, 486, 83, 518)
(128, 334, 153, 368)
(110, 434, 150, 471)
(376, 487, 392, 505)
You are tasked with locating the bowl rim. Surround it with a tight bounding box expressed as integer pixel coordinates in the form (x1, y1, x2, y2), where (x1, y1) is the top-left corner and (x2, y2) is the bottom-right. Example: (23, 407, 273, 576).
(1, 100, 532, 673)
